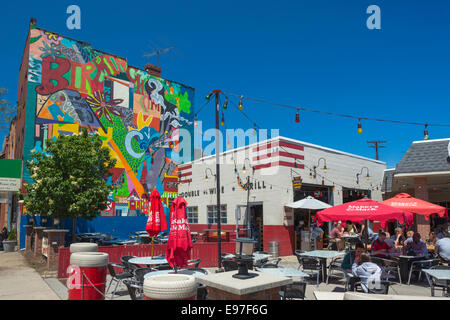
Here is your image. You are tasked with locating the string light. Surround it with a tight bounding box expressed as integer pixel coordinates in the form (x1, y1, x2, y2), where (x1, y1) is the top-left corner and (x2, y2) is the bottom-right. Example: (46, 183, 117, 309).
(220, 112, 225, 126)
(357, 118, 363, 134)
(295, 108, 300, 123)
(194, 114, 198, 127)
(238, 96, 243, 111)
(424, 124, 429, 140)
(253, 123, 257, 136)
(205, 93, 211, 100)
(223, 98, 228, 110)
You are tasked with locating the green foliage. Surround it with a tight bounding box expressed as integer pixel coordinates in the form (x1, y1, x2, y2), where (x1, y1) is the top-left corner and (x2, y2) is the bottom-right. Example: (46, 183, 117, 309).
(7, 229, 16, 240)
(22, 128, 117, 221)
(0, 88, 17, 133)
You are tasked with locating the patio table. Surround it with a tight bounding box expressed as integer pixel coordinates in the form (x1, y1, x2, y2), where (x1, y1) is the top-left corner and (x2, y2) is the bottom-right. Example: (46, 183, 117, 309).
(422, 269, 450, 296)
(392, 255, 426, 284)
(128, 256, 169, 267)
(298, 250, 346, 283)
(224, 253, 272, 263)
(255, 267, 309, 278)
(144, 269, 208, 278)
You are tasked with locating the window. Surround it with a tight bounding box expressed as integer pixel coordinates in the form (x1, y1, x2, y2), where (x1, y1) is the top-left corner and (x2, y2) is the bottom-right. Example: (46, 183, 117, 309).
(207, 205, 227, 224)
(186, 206, 198, 224)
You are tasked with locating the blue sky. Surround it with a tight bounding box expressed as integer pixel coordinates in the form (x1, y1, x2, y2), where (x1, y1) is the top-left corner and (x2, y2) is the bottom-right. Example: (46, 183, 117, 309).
(1, 0, 450, 168)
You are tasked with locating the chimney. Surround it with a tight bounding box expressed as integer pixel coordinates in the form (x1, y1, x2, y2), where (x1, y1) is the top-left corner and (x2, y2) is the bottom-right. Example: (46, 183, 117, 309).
(30, 17, 37, 26)
(144, 63, 162, 78)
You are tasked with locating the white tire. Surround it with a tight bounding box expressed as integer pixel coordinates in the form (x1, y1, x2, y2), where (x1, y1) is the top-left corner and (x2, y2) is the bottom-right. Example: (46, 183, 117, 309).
(70, 243, 98, 253)
(70, 252, 109, 268)
(143, 274, 197, 300)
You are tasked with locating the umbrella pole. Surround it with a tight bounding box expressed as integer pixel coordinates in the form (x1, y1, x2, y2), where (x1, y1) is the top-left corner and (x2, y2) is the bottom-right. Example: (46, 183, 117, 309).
(308, 210, 311, 229)
(151, 237, 154, 258)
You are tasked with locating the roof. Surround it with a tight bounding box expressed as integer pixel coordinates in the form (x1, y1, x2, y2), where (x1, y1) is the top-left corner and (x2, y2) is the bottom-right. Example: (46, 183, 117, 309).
(184, 136, 385, 165)
(395, 139, 450, 175)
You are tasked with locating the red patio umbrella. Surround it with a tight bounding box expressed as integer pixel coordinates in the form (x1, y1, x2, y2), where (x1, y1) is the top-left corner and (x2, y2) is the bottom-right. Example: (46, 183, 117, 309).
(146, 188, 168, 257)
(382, 193, 448, 220)
(314, 198, 414, 228)
(166, 197, 193, 270)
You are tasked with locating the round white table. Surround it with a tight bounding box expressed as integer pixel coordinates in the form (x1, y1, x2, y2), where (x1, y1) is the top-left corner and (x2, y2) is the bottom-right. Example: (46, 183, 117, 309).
(128, 257, 168, 266)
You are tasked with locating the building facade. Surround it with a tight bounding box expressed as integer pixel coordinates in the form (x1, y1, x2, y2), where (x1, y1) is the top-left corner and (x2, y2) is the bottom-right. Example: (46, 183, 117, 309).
(178, 136, 386, 256)
(2, 20, 195, 245)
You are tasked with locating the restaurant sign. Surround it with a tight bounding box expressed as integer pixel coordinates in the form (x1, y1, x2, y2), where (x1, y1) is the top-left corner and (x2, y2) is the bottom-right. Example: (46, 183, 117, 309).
(292, 177, 302, 190)
(0, 160, 22, 192)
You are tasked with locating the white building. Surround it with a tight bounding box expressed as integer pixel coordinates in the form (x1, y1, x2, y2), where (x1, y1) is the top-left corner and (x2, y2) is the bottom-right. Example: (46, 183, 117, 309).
(178, 136, 385, 256)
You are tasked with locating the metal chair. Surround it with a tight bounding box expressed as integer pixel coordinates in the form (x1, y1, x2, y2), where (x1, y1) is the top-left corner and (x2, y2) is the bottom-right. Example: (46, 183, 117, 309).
(123, 279, 143, 300)
(197, 283, 208, 300)
(424, 265, 450, 296)
(298, 257, 321, 287)
(222, 259, 239, 271)
(408, 259, 440, 285)
(326, 256, 345, 284)
(260, 258, 281, 268)
(377, 257, 402, 284)
(279, 281, 307, 300)
(106, 263, 134, 299)
(133, 267, 155, 284)
(354, 279, 391, 294)
(186, 258, 201, 268)
(120, 255, 139, 273)
(156, 263, 173, 271)
(294, 251, 305, 270)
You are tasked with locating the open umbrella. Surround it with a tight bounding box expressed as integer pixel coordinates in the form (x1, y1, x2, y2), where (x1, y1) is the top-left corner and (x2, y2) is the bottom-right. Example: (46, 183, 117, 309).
(166, 197, 193, 270)
(285, 196, 332, 227)
(314, 197, 413, 229)
(382, 193, 448, 220)
(146, 188, 168, 257)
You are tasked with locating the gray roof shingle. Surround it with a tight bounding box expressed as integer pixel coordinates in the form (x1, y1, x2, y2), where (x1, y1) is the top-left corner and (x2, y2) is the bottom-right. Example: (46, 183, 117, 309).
(395, 139, 450, 174)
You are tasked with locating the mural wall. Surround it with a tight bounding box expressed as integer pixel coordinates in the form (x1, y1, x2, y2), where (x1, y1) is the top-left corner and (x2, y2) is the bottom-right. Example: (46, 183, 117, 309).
(25, 25, 195, 217)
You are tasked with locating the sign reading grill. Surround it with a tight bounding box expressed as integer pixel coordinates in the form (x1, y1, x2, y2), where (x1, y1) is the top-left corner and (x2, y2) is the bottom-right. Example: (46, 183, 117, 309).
(292, 177, 302, 190)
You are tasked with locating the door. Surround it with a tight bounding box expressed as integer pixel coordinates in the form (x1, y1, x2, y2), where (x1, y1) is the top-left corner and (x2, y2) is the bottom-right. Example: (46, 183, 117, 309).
(250, 204, 264, 251)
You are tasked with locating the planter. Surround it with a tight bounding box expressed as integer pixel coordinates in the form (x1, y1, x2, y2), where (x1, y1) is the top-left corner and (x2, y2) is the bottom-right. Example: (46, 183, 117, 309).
(3, 240, 17, 252)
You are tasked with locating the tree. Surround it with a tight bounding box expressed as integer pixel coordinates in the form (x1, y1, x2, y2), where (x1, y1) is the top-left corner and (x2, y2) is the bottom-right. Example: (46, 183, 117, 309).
(22, 128, 116, 242)
(0, 88, 16, 133)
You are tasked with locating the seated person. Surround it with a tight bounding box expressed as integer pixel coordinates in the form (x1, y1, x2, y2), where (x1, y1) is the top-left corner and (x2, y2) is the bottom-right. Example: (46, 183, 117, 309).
(436, 228, 446, 240)
(404, 230, 415, 245)
(341, 242, 365, 272)
(435, 236, 450, 262)
(329, 221, 344, 250)
(404, 233, 428, 257)
(390, 227, 405, 247)
(371, 231, 392, 258)
(351, 253, 382, 293)
(345, 220, 356, 234)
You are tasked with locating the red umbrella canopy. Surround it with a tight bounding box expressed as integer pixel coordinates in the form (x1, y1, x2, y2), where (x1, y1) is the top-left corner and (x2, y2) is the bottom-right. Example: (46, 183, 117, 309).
(314, 198, 413, 228)
(382, 193, 448, 220)
(166, 197, 193, 268)
(146, 189, 168, 237)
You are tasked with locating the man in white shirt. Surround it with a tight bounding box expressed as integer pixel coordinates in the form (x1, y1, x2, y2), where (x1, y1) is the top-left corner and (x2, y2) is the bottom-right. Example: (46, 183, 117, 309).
(352, 253, 382, 293)
(435, 236, 450, 262)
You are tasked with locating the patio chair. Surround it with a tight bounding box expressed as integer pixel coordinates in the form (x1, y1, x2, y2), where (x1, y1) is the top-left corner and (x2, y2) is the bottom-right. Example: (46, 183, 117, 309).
(294, 251, 305, 270)
(260, 258, 281, 268)
(156, 263, 173, 271)
(123, 279, 143, 300)
(184, 267, 208, 274)
(326, 256, 346, 284)
(197, 283, 208, 300)
(106, 263, 134, 299)
(186, 258, 201, 268)
(344, 272, 360, 292)
(120, 256, 139, 273)
(408, 259, 440, 285)
(298, 257, 321, 287)
(378, 257, 402, 284)
(424, 265, 450, 296)
(279, 281, 307, 300)
(222, 259, 239, 271)
(354, 279, 391, 294)
(133, 267, 155, 284)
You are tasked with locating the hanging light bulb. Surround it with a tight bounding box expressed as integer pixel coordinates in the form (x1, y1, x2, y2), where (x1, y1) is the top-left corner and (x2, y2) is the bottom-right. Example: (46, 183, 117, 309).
(223, 98, 228, 110)
(205, 93, 211, 100)
(366, 173, 370, 181)
(332, 184, 335, 191)
(295, 108, 300, 123)
(323, 165, 327, 173)
(424, 124, 429, 140)
(309, 170, 313, 179)
(205, 173, 208, 182)
(294, 160, 297, 168)
(220, 112, 225, 126)
(227, 140, 231, 149)
(194, 114, 198, 127)
(322, 178, 325, 186)
(242, 164, 247, 175)
(238, 96, 243, 111)
(357, 118, 363, 134)
(253, 123, 257, 136)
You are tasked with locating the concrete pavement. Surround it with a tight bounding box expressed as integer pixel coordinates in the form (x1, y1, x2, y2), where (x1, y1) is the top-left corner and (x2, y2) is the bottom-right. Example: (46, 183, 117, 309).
(0, 251, 60, 300)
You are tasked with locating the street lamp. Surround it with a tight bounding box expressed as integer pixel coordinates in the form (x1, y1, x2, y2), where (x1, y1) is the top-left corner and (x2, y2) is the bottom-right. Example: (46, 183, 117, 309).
(317, 157, 328, 173)
(356, 167, 371, 184)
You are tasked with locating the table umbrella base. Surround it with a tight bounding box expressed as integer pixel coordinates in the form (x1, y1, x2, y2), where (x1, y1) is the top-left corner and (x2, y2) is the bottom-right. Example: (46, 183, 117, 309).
(232, 260, 259, 280)
(232, 272, 259, 280)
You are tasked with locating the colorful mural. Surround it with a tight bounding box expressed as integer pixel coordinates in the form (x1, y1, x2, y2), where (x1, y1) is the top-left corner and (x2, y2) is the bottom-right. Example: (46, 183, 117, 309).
(25, 26, 195, 216)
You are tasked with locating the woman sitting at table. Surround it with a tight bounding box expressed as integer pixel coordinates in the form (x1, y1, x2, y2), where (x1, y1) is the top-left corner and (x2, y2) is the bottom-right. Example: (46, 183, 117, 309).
(351, 253, 382, 293)
(345, 221, 356, 234)
(404, 233, 428, 258)
(371, 232, 392, 258)
(390, 227, 405, 247)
